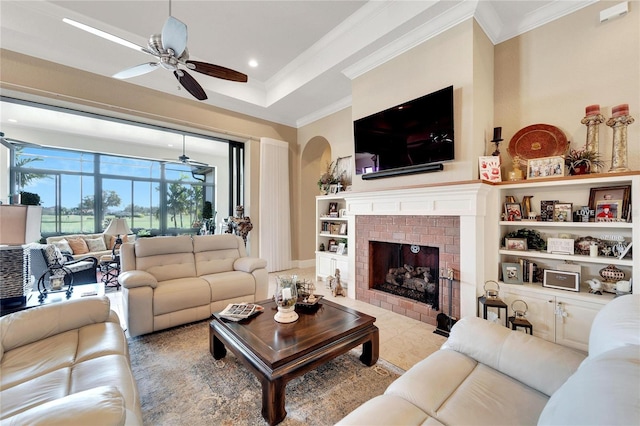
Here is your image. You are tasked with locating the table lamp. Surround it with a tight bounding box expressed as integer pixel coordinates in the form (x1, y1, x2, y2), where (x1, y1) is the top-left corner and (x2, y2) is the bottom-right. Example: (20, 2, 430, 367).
(104, 218, 131, 257)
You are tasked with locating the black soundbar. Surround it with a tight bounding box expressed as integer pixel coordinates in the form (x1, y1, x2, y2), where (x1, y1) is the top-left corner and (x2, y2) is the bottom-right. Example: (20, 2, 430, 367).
(361, 163, 444, 180)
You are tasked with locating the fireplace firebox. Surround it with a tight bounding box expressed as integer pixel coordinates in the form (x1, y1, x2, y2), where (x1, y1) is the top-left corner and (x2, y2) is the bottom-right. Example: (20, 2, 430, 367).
(369, 241, 439, 310)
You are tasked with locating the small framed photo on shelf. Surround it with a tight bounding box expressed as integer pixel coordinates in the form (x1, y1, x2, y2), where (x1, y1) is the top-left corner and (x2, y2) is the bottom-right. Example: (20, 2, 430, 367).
(543, 269, 580, 292)
(526, 156, 565, 179)
(547, 237, 575, 255)
(328, 202, 339, 217)
(504, 202, 523, 221)
(540, 200, 558, 222)
(478, 156, 501, 182)
(588, 185, 631, 221)
(336, 242, 346, 255)
(330, 223, 341, 235)
(595, 199, 622, 220)
(338, 223, 347, 235)
(553, 202, 573, 222)
(505, 238, 528, 251)
(329, 184, 340, 194)
(501, 262, 523, 284)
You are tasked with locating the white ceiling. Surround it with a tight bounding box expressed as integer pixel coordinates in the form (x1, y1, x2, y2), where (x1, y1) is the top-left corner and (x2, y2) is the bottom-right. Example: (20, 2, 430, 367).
(1, 0, 597, 129)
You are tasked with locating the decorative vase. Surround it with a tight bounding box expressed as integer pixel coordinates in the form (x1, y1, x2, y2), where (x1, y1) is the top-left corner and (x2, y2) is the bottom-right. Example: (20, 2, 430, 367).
(599, 264, 625, 293)
(569, 163, 590, 175)
(508, 157, 524, 181)
(606, 104, 634, 173)
(581, 105, 605, 173)
(274, 276, 298, 323)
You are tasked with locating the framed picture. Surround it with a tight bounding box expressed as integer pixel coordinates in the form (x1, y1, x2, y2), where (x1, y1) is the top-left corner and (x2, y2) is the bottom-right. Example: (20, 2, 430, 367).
(547, 237, 575, 255)
(553, 202, 573, 222)
(330, 223, 341, 235)
(336, 156, 353, 187)
(501, 262, 523, 284)
(504, 202, 523, 221)
(478, 156, 501, 182)
(595, 199, 622, 220)
(505, 238, 527, 251)
(526, 156, 565, 179)
(589, 185, 631, 221)
(328, 202, 338, 217)
(336, 242, 346, 255)
(328, 184, 340, 194)
(338, 223, 347, 235)
(543, 269, 580, 292)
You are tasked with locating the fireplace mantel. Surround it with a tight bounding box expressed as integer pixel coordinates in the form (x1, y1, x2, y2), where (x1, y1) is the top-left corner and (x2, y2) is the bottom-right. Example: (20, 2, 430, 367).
(342, 181, 494, 320)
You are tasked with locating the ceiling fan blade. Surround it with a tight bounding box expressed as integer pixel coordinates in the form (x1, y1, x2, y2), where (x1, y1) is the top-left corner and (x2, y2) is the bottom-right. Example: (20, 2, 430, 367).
(174, 70, 207, 100)
(162, 16, 188, 56)
(63, 18, 153, 56)
(113, 62, 159, 79)
(186, 61, 248, 82)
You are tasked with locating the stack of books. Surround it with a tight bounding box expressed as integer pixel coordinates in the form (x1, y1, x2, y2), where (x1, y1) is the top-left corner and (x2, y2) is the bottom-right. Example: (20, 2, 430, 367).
(219, 303, 263, 321)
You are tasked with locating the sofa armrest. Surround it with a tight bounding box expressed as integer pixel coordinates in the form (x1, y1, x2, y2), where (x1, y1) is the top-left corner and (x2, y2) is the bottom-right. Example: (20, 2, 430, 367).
(118, 270, 158, 289)
(1, 386, 126, 426)
(234, 257, 267, 273)
(0, 296, 111, 353)
(443, 316, 585, 396)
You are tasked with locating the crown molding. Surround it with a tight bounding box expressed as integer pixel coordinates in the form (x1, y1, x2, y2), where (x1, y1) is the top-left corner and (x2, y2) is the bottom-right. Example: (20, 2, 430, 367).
(296, 96, 352, 128)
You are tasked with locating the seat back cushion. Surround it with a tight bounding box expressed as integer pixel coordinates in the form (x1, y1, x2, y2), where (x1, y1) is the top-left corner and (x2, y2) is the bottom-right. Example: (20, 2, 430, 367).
(588, 294, 640, 359)
(67, 237, 90, 255)
(193, 234, 245, 276)
(133, 235, 196, 281)
(538, 344, 640, 426)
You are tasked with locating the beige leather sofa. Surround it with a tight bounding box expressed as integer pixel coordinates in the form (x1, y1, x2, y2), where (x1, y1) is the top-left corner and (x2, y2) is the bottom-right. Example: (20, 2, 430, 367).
(338, 294, 640, 426)
(118, 234, 268, 337)
(0, 296, 142, 425)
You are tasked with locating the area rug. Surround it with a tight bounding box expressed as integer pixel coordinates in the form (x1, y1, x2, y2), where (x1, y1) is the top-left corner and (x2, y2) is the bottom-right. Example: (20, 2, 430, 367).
(128, 320, 403, 426)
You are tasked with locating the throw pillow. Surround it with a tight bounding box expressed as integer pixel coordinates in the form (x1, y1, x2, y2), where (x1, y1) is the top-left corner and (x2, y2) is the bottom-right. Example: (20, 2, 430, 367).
(44, 244, 64, 266)
(68, 237, 90, 255)
(53, 239, 73, 254)
(85, 237, 107, 252)
(109, 234, 128, 249)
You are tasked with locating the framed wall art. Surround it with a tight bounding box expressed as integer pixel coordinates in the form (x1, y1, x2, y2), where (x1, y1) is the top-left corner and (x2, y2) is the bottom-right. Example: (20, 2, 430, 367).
(504, 202, 523, 221)
(501, 262, 523, 284)
(553, 202, 573, 222)
(588, 185, 631, 221)
(526, 156, 565, 179)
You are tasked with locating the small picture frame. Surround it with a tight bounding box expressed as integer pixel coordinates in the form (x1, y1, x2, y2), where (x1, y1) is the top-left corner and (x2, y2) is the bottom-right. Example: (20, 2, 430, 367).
(553, 202, 573, 222)
(329, 184, 340, 194)
(502, 262, 523, 284)
(595, 199, 622, 220)
(336, 242, 346, 255)
(588, 185, 631, 221)
(540, 200, 558, 222)
(330, 223, 341, 235)
(504, 202, 523, 221)
(478, 156, 501, 182)
(338, 223, 348, 235)
(328, 202, 338, 217)
(505, 238, 528, 251)
(526, 156, 565, 179)
(547, 237, 575, 255)
(543, 269, 580, 292)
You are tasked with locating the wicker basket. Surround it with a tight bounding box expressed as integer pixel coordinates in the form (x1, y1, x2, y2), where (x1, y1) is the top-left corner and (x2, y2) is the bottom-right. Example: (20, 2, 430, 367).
(0, 246, 29, 304)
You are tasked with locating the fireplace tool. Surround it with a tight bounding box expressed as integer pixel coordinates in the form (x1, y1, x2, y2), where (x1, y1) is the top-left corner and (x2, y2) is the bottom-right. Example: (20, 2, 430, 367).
(434, 267, 457, 337)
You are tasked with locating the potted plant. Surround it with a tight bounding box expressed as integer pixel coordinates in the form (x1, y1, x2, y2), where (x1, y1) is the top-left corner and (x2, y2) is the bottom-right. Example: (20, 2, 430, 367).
(565, 147, 605, 175)
(317, 161, 342, 194)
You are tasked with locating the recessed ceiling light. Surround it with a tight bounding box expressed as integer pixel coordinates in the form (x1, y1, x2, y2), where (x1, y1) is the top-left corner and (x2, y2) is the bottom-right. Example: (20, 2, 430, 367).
(168, 144, 173, 147)
(248, 59, 258, 68)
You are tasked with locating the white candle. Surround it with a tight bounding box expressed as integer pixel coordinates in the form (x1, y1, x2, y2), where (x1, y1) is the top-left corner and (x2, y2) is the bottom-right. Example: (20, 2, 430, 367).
(282, 288, 292, 300)
(590, 244, 598, 257)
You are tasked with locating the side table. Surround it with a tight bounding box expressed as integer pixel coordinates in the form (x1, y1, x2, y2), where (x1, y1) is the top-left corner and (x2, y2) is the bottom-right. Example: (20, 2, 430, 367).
(99, 255, 121, 289)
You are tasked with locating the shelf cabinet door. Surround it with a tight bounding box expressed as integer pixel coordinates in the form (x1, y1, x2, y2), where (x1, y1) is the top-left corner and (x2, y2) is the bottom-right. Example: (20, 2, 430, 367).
(502, 288, 555, 342)
(317, 254, 334, 279)
(554, 296, 602, 352)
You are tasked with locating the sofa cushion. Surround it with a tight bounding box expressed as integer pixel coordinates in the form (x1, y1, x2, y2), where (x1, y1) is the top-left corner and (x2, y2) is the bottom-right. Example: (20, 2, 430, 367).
(52, 238, 73, 254)
(68, 237, 90, 255)
(193, 234, 243, 275)
(538, 344, 640, 426)
(1, 386, 126, 426)
(588, 294, 640, 359)
(336, 394, 435, 426)
(44, 244, 64, 266)
(203, 271, 257, 301)
(85, 237, 107, 252)
(152, 278, 211, 316)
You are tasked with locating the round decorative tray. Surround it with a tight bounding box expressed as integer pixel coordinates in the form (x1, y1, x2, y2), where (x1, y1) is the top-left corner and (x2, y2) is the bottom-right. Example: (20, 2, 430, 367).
(507, 124, 569, 165)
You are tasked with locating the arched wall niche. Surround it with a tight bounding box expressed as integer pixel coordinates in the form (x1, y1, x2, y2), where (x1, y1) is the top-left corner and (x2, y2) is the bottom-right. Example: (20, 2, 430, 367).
(299, 136, 331, 261)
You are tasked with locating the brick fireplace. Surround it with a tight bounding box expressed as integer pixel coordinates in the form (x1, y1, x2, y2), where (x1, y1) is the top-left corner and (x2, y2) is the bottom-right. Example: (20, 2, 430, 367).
(343, 182, 491, 323)
(355, 215, 460, 326)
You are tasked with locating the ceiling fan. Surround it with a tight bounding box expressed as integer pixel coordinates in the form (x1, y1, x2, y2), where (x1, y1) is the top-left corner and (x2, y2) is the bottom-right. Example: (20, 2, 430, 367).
(172, 135, 209, 167)
(63, 3, 247, 101)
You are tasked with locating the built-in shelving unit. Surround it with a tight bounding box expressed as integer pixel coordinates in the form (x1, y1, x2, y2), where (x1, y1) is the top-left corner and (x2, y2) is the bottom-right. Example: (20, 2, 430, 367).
(315, 195, 352, 286)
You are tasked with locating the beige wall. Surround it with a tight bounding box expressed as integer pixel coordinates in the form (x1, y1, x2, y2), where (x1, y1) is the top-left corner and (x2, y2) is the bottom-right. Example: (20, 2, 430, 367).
(495, 1, 639, 172)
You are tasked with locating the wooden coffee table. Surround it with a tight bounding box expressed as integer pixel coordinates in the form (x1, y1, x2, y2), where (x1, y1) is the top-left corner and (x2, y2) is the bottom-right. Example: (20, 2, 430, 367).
(209, 298, 379, 425)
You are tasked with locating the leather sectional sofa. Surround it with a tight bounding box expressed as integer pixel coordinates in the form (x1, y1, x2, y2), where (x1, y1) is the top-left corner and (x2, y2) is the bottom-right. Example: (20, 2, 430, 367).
(118, 234, 268, 337)
(338, 294, 640, 425)
(0, 296, 142, 425)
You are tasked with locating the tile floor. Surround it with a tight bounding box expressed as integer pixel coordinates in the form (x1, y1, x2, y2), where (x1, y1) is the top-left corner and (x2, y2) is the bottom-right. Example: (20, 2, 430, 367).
(106, 266, 447, 371)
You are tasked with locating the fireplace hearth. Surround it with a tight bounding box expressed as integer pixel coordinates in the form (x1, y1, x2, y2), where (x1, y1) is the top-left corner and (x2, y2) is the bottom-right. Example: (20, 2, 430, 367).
(369, 241, 439, 310)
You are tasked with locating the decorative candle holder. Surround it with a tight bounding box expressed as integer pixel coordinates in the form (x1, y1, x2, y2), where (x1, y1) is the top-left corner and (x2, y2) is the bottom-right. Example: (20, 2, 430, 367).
(274, 276, 298, 323)
(581, 104, 605, 173)
(606, 104, 634, 173)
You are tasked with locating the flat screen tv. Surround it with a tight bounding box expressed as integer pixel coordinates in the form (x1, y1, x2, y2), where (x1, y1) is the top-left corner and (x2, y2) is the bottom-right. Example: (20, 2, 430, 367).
(354, 85, 453, 178)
